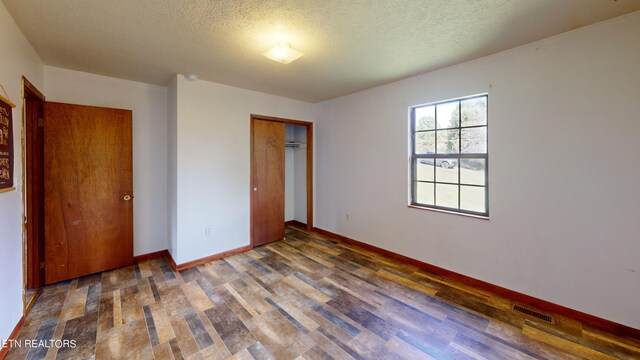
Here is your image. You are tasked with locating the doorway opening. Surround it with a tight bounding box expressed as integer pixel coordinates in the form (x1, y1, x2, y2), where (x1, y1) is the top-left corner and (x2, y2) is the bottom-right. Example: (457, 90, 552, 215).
(22, 76, 45, 314)
(250, 114, 313, 247)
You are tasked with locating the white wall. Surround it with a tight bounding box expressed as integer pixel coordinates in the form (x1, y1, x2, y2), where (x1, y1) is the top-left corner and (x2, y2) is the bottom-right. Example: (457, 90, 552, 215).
(44, 66, 168, 256)
(0, 1, 44, 342)
(294, 126, 308, 224)
(315, 11, 640, 328)
(173, 76, 314, 264)
(167, 76, 178, 259)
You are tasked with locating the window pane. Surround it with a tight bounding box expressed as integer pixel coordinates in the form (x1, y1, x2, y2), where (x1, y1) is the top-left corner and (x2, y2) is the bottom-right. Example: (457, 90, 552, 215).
(410, 95, 488, 216)
(436, 102, 459, 129)
(435, 159, 458, 183)
(461, 97, 487, 127)
(460, 159, 486, 186)
(416, 159, 435, 181)
(415, 182, 434, 205)
(461, 127, 486, 153)
(436, 129, 459, 154)
(460, 186, 486, 213)
(436, 184, 458, 209)
(415, 106, 435, 131)
(414, 131, 435, 154)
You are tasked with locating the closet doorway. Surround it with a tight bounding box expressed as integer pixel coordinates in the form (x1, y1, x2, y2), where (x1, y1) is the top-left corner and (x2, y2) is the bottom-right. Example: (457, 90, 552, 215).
(250, 114, 312, 247)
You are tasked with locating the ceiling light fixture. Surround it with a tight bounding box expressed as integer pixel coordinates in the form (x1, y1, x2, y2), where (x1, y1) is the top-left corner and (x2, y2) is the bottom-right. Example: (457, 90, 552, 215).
(184, 73, 199, 81)
(263, 42, 304, 64)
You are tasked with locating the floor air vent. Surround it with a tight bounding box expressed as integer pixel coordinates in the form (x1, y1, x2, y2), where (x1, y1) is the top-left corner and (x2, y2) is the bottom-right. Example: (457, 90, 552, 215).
(512, 305, 554, 323)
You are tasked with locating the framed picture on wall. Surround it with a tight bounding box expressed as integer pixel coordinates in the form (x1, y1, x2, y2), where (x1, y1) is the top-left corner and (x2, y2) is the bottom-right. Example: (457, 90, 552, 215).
(0, 93, 16, 193)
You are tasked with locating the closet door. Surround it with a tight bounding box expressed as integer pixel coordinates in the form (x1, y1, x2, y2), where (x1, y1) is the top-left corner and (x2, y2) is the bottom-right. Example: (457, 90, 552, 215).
(44, 102, 133, 284)
(251, 119, 285, 246)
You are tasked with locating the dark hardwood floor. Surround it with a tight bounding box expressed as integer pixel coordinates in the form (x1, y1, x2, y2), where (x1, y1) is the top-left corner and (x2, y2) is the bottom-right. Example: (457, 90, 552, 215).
(6, 226, 640, 359)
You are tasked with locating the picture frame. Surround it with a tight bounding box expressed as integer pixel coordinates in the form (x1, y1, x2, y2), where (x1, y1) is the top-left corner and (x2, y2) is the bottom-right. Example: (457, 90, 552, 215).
(0, 93, 16, 193)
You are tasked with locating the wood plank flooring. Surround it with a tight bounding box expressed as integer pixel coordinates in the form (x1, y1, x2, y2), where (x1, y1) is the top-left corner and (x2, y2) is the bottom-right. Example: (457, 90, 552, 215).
(6, 226, 640, 359)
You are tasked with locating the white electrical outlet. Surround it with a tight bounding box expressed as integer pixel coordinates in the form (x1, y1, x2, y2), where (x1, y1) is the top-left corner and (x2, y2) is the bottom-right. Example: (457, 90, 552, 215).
(346, 213, 350, 221)
(205, 227, 212, 236)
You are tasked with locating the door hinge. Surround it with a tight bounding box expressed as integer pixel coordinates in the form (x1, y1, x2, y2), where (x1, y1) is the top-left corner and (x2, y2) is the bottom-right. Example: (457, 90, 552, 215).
(38, 118, 44, 127)
(40, 262, 45, 269)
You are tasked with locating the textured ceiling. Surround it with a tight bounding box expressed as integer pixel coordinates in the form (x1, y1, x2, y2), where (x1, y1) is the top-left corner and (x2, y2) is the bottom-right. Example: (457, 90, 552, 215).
(4, 0, 640, 102)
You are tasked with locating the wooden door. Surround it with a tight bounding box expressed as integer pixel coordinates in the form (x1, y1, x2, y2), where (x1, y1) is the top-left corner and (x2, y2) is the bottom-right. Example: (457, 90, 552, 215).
(251, 119, 285, 246)
(25, 94, 45, 289)
(44, 102, 133, 284)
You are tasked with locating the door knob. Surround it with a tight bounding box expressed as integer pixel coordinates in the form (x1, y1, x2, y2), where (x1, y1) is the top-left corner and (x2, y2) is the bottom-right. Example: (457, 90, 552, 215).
(253, 187, 257, 192)
(124, 195, 133, 201)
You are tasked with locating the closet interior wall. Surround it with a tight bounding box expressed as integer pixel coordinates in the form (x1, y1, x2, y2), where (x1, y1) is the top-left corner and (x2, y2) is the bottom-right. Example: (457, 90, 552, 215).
(284, 124, 307, 224)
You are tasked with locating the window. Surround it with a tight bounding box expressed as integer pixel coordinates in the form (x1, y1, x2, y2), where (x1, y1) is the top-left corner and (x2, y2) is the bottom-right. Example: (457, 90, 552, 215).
(410, 94, 488, 217)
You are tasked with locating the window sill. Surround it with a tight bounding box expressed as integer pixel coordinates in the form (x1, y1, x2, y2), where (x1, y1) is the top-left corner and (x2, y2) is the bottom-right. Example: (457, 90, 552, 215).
(408, 204, 490, 220)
